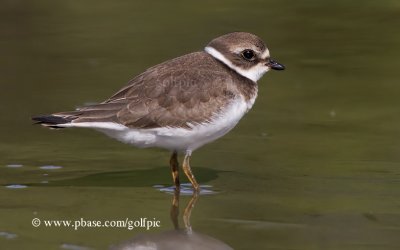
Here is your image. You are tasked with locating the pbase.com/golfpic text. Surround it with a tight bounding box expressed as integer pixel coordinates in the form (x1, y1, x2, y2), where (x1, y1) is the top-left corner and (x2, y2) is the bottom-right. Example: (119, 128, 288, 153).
(32, 217, 161, 230)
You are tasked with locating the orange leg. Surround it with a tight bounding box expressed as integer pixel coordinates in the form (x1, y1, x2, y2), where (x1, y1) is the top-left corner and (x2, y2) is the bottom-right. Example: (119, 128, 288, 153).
(169, 151, 180, 190)
(182, 151, 200, 192)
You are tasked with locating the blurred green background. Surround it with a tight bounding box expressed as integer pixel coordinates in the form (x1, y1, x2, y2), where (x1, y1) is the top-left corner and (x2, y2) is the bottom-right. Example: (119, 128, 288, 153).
(1, 0, 400, 249)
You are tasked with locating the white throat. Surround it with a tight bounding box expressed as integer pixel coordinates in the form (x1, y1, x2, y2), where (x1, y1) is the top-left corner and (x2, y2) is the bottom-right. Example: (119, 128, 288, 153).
(205, 46, 269, 82)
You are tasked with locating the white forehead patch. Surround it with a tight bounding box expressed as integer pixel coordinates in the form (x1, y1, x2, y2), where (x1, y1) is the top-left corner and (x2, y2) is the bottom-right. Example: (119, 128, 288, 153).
(261, 49, 270, 59)
(205, 46, 269, 82)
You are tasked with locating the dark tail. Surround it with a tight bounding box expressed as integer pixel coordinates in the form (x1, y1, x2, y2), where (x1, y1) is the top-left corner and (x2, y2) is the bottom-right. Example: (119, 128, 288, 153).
(32, 115, 74, 128)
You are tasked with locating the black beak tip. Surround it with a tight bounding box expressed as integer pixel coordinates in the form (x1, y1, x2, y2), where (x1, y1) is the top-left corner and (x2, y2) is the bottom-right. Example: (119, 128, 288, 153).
(268, 60, 285, 71)
(271, 64, 285, 70)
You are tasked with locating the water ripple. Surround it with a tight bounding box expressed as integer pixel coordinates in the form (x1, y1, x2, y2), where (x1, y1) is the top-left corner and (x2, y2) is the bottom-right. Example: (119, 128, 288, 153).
(6, 164, 23, 168)
(5, 184, 28, 189)
(154, 183, 216, 195)
(0, 231, 17, 239)
(39, 165, 63, 170)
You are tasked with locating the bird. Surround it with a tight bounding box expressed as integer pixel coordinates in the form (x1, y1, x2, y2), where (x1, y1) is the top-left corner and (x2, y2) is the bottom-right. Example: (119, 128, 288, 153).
(32, 32, 285, 192)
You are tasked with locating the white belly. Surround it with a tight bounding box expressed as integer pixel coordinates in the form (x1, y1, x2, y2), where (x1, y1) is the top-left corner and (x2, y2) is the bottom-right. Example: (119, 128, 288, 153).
(62, 96, 256, 152)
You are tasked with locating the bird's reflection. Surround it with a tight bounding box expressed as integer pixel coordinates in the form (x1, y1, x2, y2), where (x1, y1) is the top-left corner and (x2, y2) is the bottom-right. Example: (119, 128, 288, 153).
(110, 190, 233, 250)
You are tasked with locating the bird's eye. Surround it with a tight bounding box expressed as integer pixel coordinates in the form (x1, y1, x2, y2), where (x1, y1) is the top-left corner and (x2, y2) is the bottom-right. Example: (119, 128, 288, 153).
(241, 50, 255, 61)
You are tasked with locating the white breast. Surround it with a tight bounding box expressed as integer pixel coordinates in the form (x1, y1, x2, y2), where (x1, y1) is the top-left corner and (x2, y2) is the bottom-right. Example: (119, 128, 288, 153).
(60, 95, 257, 152)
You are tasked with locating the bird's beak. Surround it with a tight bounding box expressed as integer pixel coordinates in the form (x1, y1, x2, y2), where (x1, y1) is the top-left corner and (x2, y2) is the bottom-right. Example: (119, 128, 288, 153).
(267, 59, 285, 70)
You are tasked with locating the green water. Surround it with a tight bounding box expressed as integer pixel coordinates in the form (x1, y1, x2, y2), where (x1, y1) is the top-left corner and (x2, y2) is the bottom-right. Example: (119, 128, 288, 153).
(1, 1, 400, 249)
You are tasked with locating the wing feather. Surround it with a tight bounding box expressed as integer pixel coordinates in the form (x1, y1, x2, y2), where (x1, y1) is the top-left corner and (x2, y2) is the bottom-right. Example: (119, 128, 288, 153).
(56, 52, 243, 129)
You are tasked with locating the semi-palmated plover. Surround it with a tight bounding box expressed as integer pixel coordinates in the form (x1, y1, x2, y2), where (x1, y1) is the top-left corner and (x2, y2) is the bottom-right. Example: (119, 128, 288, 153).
(33, 32, 285, 192)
